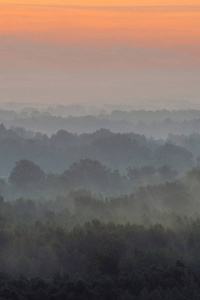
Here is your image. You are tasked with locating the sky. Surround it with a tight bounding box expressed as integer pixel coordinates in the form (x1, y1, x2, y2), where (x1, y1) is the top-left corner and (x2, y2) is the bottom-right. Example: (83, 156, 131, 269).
(0, 1, 200, 109)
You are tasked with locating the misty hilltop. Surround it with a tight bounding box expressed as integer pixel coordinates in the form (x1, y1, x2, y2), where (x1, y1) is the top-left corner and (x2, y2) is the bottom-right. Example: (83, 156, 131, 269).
(2, 105, 200, 138)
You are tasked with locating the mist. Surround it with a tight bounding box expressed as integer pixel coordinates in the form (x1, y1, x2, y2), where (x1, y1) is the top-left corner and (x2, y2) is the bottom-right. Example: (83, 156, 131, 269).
(1, 2, 200, 298)
(1, 105, 200, 298)
(1, 68, 200, 110)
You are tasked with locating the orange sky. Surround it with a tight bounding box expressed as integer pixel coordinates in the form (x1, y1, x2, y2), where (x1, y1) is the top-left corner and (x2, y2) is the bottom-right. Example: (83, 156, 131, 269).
(0, 1, 200, 106)
(1, 0, 200, 5)
(1, 3, 200, 51)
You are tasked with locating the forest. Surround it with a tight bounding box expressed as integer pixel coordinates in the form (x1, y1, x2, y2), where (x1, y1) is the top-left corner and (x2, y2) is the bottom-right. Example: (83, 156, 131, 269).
(2, 107, 200, 299)
(2, 106, 200, 137)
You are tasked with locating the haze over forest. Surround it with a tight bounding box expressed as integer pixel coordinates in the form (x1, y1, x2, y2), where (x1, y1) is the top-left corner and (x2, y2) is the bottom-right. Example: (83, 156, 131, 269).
(1, 105, 200, 299)
(1, 1, 200, 299)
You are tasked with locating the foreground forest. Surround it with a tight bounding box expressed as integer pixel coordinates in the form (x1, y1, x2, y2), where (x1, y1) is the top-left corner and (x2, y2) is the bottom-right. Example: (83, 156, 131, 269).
(2, 109, 200, 299)
(2, 176, 200, 299)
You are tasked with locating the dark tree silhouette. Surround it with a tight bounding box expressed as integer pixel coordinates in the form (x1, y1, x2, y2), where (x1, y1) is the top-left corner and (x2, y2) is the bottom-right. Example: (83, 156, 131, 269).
(9, 160, 45, 189)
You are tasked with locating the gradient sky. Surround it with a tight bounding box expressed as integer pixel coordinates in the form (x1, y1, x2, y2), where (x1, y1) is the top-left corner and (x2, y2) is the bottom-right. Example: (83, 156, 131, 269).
(0, 1, 200, 108)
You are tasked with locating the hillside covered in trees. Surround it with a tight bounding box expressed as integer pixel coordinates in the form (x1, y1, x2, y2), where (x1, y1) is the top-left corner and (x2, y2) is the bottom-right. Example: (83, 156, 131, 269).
(2, 110, 200, 299)
(0, 123, 197, 178)
(2, 106, 200, 137)
(2, 166, 200, 299)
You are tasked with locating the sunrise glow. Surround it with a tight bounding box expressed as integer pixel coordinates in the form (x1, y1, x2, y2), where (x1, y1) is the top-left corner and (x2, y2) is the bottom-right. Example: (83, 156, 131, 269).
(1, 0, 200, 5)
(1, 0, 200, 104)
(1, 3, 200, 49)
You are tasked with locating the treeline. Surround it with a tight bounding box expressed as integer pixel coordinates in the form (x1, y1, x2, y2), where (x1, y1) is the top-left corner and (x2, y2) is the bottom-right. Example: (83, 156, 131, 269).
(2, 158, 182, 198)
(3, 107, 200, 137)
(1, 158, 196, 199)
(1, 261, 200, 300)
(1, 158, 200, 297)
(0, 124, 197, 178)
(2, 195, 200, 299)
(2, 165, 200, 228)
(2, 109, 200, 298)
(1, 166, 200, 278)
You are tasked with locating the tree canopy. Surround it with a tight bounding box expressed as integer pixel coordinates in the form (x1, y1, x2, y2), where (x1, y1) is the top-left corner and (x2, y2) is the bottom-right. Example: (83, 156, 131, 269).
(9, 160, 45, 189)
